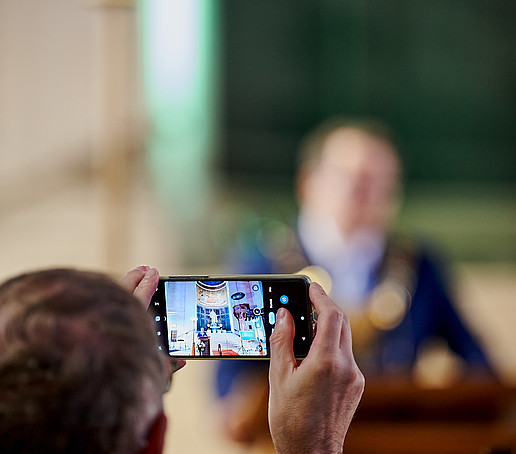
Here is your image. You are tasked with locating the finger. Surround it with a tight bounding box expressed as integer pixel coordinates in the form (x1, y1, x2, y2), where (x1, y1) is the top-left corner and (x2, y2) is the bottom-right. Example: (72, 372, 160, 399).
(119, 266, 149, 293)
(269, 308, 297, 383)
(309, 283, 344, 354)
(339, 314, 353, 354)
(163, 358, 187, 392)
(170, 358, 187, 373)
(132, 268, 159, 308)
(309, 282, 335, 314)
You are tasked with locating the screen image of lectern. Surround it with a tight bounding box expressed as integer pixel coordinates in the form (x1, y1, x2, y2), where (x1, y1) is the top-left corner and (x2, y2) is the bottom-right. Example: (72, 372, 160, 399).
(164, 280, 267, 357)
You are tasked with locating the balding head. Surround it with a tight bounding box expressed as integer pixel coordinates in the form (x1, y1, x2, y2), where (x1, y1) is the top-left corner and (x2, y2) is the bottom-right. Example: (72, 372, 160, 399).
(0, 268, 167, 454)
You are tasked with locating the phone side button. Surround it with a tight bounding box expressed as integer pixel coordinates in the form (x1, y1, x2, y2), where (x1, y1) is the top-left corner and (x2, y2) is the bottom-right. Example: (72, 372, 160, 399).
(268, 312, 276, 325)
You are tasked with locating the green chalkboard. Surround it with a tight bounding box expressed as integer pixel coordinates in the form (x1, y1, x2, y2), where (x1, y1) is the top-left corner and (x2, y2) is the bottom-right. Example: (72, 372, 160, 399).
(219, 0, 516, 187)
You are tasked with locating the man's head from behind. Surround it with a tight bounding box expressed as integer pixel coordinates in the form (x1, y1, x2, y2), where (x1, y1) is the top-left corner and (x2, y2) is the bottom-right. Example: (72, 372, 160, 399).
(0, 268, 167, 454)
(297, 117, 402, 235)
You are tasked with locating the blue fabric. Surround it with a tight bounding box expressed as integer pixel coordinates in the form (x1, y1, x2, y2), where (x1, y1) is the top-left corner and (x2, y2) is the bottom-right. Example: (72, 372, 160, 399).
(214, 236, 494, 397)
(376, 252, 493, 372)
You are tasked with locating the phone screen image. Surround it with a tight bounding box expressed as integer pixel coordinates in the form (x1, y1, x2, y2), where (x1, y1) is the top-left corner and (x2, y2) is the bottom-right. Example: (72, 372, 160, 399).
(150, 275, 314, 359)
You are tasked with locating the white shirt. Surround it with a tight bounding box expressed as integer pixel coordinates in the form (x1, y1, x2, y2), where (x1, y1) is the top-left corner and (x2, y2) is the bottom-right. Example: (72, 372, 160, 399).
(297, 210, 386, 310)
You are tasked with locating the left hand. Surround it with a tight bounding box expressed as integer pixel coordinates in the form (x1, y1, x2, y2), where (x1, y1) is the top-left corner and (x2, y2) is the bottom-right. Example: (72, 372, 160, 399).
(119, 265, 159, 309)
(119, 266, 186, 376)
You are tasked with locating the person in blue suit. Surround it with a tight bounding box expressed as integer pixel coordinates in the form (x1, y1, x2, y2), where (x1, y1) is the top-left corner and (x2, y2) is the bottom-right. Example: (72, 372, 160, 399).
(215, 117, 494, 446)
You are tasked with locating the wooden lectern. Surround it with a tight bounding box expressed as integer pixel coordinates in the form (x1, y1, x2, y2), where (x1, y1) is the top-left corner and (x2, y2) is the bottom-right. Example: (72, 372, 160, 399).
(344, 380, 516, 454)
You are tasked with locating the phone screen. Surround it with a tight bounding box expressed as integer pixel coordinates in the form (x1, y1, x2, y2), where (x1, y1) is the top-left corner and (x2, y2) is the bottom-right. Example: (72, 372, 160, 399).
(149, 275, 314, 359)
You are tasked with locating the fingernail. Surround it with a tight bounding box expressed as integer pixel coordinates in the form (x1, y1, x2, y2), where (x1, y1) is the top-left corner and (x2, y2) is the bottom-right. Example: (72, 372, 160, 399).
(137, 265, 149, 272)
(144, 268, 157, 279)
(275, 308, 287, 325)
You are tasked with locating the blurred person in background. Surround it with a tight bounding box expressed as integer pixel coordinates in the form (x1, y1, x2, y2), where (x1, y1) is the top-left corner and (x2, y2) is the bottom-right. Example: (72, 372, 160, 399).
(0, 265, 363, 454)
(215, 116, 495, 448)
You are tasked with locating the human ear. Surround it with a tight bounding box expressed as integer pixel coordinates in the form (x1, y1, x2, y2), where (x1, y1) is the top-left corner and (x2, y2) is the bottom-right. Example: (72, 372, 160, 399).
(139, 412, 167, 454)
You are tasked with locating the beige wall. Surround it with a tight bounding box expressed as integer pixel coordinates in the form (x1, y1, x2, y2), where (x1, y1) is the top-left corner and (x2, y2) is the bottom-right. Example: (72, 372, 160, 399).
(0, 0, 178, 276)
(1, 0, 97, 191)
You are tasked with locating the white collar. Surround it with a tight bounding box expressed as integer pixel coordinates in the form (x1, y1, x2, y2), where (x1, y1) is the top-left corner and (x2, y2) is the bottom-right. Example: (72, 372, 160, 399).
(297, 210, 386, 308)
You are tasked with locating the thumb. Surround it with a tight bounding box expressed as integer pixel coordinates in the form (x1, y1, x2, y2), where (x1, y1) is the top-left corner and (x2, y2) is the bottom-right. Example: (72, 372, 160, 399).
(269, 308, 296, 379)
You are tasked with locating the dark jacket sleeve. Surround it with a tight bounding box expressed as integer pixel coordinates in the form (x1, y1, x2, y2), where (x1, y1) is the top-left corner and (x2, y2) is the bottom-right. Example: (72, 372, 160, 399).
(381, 250, 494, 374)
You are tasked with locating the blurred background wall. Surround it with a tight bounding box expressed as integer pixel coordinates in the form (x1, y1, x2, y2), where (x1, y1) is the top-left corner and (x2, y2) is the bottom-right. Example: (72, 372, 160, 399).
(0, 1, 515, 453)
(216, 0, 515, 263)
(0, 0, 178, 277)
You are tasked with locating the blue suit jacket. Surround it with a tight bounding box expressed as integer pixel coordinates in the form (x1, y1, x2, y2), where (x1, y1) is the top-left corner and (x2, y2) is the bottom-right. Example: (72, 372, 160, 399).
(215, 232, 494, 397)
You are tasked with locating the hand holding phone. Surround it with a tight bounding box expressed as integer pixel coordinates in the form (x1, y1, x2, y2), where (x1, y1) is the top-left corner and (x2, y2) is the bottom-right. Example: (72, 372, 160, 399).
(268, 283, 365, 454)
(148, 274, 315, 359)
(119, 266, 159, 308)
(120, 266, 187, 379)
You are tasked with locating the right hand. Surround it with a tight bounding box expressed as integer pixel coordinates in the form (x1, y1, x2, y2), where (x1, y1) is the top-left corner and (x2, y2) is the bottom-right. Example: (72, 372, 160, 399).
(268, 282, 365, 454)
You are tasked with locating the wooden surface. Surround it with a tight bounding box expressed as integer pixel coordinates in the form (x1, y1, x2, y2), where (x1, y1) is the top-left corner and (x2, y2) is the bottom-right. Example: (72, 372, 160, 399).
(345, 380, 516, 454)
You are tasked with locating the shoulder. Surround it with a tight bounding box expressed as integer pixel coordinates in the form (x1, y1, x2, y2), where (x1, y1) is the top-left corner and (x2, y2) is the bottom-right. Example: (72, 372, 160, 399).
(227, 219, 309, 274)
(387, 233, 452, 271)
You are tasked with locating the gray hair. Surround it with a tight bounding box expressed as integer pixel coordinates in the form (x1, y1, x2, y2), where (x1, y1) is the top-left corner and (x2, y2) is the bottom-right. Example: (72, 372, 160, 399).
(0, 268, 167, 454)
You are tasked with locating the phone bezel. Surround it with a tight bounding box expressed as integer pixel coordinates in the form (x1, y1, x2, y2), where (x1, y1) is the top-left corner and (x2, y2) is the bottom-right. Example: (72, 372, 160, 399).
(149, 274, 314, 360)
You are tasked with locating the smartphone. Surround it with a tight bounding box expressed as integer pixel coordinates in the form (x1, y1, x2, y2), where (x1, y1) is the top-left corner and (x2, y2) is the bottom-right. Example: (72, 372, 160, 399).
(148, 274, 315, 359)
